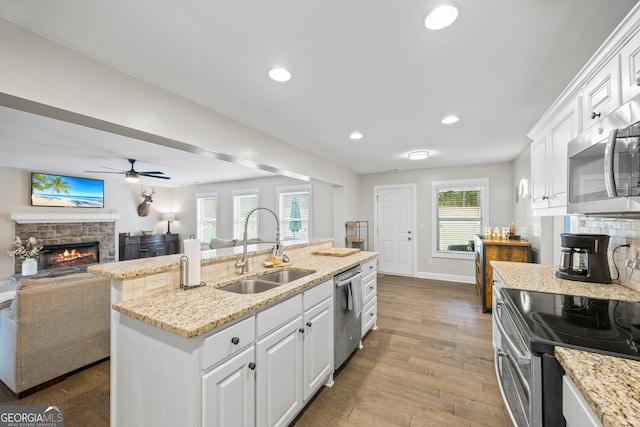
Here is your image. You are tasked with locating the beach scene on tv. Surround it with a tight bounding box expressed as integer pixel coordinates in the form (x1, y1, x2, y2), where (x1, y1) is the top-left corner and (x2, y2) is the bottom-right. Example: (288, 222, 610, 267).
(31, 173, 104, 208)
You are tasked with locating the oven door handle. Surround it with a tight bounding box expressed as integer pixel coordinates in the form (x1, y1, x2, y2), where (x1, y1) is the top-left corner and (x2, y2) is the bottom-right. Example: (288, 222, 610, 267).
(495, 349, 530, 427)
(494, 303, 531, 366)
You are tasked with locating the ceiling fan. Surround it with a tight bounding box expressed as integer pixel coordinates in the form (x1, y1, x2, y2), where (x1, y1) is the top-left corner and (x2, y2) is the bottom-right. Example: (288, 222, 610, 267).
(85, 158, 171, 182)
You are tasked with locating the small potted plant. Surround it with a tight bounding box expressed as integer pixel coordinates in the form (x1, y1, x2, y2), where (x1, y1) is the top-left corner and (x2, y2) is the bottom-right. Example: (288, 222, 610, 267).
(7, 236, 44, 276)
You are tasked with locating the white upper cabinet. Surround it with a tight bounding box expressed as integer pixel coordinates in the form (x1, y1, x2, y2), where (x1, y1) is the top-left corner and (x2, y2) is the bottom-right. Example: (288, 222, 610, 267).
(531, 98, 581, 213)
(582, 55, 621, 131)
(620, 29, 640, 103)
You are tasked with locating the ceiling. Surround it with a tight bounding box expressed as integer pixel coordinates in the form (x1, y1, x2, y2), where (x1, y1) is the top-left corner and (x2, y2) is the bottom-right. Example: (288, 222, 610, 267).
(0, 0, 638, 186)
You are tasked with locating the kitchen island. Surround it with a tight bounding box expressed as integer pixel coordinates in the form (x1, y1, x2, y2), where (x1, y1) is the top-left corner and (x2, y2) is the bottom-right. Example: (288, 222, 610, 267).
(492, 261, 640, 427)
(89, 239, 377, 427)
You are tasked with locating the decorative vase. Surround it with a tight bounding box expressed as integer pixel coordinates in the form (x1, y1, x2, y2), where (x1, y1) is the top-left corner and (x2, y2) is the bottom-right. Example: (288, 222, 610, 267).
(22, 258, 38, 276)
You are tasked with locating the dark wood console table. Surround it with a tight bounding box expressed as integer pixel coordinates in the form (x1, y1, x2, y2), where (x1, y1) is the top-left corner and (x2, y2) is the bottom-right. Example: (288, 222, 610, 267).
(119, 234, 180, 261)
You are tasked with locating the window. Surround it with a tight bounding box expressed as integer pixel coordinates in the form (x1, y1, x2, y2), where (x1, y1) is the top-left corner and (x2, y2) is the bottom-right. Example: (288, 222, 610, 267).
(196, 192, 218, 242)
(233, 189, 259, 240)
(277, 185, 311, 241)
(432, 179, 488, 259)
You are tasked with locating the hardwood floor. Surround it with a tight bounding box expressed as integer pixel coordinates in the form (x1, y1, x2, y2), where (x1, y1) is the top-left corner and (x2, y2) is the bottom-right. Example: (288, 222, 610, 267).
(0, 274, 509, 427)
(292, 274, 511, 426)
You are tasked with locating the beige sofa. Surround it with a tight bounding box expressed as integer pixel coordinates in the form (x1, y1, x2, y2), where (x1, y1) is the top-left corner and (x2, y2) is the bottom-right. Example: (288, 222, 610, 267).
(0, 272, 110, 396)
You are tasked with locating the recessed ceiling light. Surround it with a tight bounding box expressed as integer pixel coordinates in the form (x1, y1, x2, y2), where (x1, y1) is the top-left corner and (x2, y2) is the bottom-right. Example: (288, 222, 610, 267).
(441, 115, 460, 124)
(268, 67, 292, 82)
(425, 4, 459, 30)
(408, 151, 430, 160)
(349, 132, 364, 140)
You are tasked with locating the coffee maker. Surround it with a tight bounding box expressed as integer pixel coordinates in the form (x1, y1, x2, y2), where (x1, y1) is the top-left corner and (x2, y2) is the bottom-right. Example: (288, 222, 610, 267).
(556, 233, 612, 283)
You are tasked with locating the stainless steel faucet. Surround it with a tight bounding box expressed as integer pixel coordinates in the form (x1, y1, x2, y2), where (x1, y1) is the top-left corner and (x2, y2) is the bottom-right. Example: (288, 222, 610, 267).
(235, 207, 282, 274)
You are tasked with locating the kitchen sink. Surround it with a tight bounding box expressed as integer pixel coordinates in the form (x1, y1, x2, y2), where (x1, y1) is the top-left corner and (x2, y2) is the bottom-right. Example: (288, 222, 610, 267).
(256, 269, 315, 284)
(219, 279, 282, 294)
(219, 269, 316, 294)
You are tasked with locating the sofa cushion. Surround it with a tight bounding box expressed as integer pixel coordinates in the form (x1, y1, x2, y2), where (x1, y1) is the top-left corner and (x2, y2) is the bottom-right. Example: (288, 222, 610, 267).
(0, 277, 18, 311)
(209, 238, 236, 249)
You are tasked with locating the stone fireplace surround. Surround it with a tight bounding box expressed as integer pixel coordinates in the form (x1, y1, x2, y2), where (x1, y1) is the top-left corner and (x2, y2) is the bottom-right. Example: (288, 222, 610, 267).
(11, 213, 118, 275)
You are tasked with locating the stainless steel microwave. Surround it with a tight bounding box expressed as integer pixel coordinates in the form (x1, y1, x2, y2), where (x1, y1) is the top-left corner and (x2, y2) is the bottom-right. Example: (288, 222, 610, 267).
(567, 94, 640, 215)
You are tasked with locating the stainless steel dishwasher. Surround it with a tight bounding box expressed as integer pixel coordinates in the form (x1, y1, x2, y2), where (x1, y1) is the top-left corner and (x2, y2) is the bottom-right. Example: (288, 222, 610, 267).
(334, 265, 363, 370)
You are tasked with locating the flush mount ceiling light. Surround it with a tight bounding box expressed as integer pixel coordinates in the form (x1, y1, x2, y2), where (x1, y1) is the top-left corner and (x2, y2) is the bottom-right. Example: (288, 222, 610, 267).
(408, 151, 430, 160)
(349, 131, 364, 140)
(268, 67, 292, 82)
(425, 4, 459, 30)
(441, 115, 460, 124)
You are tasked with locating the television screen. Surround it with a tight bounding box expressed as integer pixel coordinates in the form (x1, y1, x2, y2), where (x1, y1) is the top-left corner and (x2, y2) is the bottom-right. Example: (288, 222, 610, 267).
(31, 173, 104, 208)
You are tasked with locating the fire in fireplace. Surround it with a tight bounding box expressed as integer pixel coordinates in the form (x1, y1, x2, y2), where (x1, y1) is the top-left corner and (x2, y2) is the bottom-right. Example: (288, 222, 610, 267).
(40, 242, 100, 270)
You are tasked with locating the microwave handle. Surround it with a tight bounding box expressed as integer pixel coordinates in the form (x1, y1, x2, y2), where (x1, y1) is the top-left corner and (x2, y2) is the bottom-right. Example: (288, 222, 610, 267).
(604, 129, 618, 197)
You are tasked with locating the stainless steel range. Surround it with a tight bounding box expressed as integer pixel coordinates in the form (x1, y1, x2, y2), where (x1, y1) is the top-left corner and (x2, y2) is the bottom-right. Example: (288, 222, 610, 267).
(493, 284, 640, 427)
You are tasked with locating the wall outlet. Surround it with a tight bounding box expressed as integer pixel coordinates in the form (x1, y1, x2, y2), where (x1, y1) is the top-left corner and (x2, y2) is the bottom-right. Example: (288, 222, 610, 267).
(145, 273, 169, 291)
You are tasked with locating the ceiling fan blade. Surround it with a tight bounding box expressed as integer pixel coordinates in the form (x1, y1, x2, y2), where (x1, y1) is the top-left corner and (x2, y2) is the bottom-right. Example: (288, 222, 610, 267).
(140, 173, 171, 180)
(84, 170, 127, 174)
(138, 171, 165, 175)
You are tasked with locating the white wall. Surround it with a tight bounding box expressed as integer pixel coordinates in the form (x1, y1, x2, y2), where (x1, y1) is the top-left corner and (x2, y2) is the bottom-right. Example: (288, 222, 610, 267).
(171, 176, 335, 243)
(511, 145, 542, 262)
(359, 162, 513, 282)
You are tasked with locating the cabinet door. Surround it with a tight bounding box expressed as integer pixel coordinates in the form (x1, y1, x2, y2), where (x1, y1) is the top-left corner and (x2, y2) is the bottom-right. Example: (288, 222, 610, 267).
(530, 133, 548, 209)
(583, 55, 621, 130)
(548, 100, 580, 208)
(256, 316, 303, 427)
(303, 298, 333, 401)
(620, 29, 640, 103)
(202, 346, 256, 427)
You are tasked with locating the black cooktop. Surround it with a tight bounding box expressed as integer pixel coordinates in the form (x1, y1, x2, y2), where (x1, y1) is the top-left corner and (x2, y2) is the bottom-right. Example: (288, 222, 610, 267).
(503, 288, 640, 360)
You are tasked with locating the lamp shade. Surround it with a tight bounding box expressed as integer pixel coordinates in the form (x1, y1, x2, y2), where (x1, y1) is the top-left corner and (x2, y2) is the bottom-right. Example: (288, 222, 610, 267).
(161, 213, 176, 221)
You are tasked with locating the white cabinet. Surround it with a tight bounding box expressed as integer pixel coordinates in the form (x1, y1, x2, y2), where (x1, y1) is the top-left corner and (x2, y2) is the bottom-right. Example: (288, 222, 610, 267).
(620, 29, 640, 103)
(256, 315, 303, 427)
(202, 346, 256, 427)
(302, 296, 333, 401)
(531, 98, 581, 213)
(361, 258, 378, 336)
(582, 55, 621, 130)
(563, 375, 603, 427)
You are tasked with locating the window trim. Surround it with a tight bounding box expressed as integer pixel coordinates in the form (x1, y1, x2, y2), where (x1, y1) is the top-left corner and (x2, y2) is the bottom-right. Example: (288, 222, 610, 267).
(277, 184, 312, 241)
(431, 178, 489, 260)
(232, 189, 260, 240)
(196, 191, 218, 242)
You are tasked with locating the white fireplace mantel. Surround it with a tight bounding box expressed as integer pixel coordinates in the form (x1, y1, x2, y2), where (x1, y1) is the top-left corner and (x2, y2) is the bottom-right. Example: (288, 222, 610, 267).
(11, 212, 121, 224)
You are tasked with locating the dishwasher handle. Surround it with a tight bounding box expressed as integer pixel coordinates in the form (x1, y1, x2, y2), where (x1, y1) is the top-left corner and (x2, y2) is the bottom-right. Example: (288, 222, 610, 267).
(336, 272, 362, 288)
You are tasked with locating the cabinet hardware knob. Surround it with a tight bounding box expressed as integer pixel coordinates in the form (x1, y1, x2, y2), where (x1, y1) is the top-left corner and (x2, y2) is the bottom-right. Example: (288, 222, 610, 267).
(248, 362, 256, 370)
(306, 321, 312, 327)
(591, 112, 601, 120)
(299, 328, 305, 334)
(231, 337, 240, 345)
(636, 77, 640, 86)
(370, 312, 375, 317)
(369, 286, 374, 289)
(542, 195, 549, 200)
(408, 237, 412, 241)
(408, 231, 412, 234)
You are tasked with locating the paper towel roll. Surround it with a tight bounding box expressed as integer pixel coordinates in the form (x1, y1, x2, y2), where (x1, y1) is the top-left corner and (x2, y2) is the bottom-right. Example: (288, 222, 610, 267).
(183, 239, 201, 287)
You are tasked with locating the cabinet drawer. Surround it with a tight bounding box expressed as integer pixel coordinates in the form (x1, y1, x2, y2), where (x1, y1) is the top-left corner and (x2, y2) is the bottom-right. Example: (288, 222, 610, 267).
(303, 279, 332, 311)
(362, 275, 377, 304)
(361, 259, 377, 281)
(257, 294, 302, 338)
(203, 316, 255, 371)
(362, 296, 377, 335)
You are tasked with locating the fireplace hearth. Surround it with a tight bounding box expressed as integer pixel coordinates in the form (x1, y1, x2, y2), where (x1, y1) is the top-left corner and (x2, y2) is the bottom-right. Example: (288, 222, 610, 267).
(40, 242, 100, 271)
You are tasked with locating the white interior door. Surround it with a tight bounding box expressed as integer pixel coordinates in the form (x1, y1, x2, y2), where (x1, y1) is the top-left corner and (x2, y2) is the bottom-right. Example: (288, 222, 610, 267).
(376, 186, 414, 275)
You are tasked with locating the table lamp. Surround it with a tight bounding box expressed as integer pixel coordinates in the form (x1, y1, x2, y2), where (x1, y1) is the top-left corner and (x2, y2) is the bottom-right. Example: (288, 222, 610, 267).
(161, 213, 176, 234)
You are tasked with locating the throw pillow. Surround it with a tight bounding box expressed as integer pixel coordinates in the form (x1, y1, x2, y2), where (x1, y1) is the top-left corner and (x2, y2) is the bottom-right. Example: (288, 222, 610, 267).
(209, 238, 237, 249)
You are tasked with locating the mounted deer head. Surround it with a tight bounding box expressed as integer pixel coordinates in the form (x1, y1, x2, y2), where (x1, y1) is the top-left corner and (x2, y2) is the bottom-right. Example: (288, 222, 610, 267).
(137, 188, 155, 217)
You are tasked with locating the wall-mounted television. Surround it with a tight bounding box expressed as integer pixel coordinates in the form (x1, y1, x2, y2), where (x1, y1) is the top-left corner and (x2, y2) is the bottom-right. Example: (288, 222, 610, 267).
(31, 172, 104, 208)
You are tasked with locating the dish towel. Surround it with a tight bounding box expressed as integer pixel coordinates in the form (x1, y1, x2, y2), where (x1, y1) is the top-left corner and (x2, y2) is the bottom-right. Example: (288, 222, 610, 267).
(347, 273, 363, 318)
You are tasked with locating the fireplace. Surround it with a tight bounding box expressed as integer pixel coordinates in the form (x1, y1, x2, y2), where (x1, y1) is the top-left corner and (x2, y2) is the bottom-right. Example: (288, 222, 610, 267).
(40, 242, 100, 271)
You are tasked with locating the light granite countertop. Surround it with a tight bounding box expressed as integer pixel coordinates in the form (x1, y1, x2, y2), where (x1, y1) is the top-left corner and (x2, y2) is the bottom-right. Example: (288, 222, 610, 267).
(556, 347, 640, 427)
(492, 261, 640, 427)
(109, 250, 376, 339)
